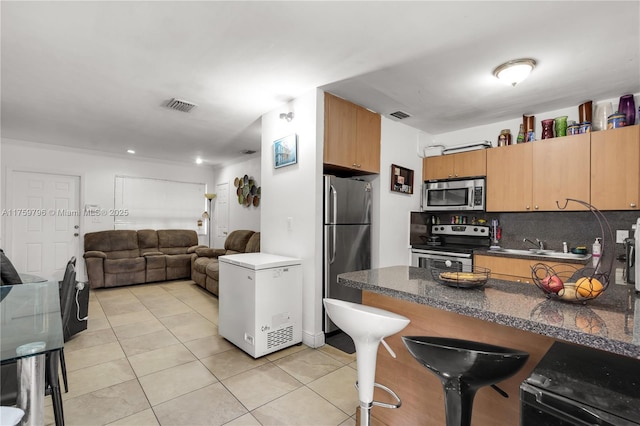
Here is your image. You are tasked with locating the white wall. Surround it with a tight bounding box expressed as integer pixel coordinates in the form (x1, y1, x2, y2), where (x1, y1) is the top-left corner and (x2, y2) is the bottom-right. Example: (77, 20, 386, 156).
(211, 155, 261, 248)
(1, 138, 214, 280)
(261, 89, 324, 348)
(374, 118, 424, 267)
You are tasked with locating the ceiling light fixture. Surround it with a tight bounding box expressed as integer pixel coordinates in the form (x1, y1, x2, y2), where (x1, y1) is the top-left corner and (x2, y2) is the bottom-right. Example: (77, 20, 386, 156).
(127, 149, 135, 154)
(279, 112, 294, 122)
(195, 157, 203, 165)
(493, 58, 536, 86)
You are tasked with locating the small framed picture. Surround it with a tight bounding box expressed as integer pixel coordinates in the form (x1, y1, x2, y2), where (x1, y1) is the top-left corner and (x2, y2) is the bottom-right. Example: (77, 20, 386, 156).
(390, 164, 414, 194)
(273, 134, 298, 169)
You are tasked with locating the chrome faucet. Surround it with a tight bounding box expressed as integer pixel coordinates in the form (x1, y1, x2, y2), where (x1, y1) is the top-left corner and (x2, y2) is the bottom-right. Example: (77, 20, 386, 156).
(523, 238, 544, 250)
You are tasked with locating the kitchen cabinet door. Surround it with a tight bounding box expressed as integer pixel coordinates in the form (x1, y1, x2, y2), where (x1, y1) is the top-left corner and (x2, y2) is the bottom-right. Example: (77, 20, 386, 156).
(355, 106, 381, 173)
(532, 134, 590, 211)
(324, 92, 381, 173)
(422, 150, 486, 181)
(455, 150, 487, 178)
(423, 155, 455, 180)
(324, 93, 357, 169)
(591, 125, 640, 210)
(486, 143, 533, 212)
(475, 254, 581, 284)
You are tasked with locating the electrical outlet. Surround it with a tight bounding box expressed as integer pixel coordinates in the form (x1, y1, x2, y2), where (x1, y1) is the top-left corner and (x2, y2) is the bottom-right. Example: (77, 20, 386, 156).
(616, 229, 629, 244)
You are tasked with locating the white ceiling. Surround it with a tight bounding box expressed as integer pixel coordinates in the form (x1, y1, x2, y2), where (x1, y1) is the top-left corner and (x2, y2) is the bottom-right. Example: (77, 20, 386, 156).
(2, 1, 639, 166)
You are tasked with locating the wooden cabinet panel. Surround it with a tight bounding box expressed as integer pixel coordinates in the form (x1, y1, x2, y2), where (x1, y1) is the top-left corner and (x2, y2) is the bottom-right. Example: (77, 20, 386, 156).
(356, 107, 381, 173)
(324, 93, 357, 169)
(591, 125, 640, 210)
(422, 150, 486, 181)
(532, 134, 590, 211)
(486, 143, 533, 212)
(455, 150, 487, 178)
(423, 155, 455, 180)
(323, 92, 380, 173)
(475, 254, 580, 284)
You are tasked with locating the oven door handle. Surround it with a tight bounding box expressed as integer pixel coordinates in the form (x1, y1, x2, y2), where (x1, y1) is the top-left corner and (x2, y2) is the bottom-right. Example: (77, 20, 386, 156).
(412, 250, 472, 259)
(533, 389, 617, 426)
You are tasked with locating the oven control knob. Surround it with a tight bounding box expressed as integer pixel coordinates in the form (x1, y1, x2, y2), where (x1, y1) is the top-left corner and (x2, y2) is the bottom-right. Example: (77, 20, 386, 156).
(473, 227, 478, 232)
(445, 260, 452, 268)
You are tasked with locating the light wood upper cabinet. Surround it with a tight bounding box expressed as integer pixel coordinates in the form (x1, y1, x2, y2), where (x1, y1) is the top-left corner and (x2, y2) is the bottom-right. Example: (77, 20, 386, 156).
(324, 93, 380, 173)
(591, 125, 640, 210)
(532, 134, 590, 211)
(486, 135, 590, 212)
(422, 150, 486, 181)
(486, 143, 533, 212)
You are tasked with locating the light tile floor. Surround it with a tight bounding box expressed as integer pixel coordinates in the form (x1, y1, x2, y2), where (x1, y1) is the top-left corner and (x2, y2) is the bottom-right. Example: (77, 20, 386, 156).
(46, 280, 358, 426)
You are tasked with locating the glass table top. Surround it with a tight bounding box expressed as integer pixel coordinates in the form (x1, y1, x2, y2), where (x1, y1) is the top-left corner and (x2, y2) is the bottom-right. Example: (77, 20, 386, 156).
(0, 281, 63, 362)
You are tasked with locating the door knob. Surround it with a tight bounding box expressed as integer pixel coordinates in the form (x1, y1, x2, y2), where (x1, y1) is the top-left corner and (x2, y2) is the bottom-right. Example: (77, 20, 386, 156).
(74, 225, 79, 229)
(74, 233, 79, 237)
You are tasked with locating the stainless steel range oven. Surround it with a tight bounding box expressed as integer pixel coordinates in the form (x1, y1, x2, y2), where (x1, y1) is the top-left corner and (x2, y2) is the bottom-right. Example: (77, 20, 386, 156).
(411, 224, 490, 272)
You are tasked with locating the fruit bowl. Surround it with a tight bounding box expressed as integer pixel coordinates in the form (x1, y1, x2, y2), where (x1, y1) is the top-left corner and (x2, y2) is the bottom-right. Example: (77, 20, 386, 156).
(431, 266, 490, 289)
(530, 263, 609, 303)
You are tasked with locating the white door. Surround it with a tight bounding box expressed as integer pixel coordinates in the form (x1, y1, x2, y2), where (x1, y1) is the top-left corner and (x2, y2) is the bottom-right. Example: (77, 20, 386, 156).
(9, 171, 81, 281)
(215, 182, 229, 247)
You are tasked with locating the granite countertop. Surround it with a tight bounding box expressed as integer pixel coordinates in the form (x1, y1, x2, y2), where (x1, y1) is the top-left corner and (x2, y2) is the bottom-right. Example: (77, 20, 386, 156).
(338, 266, 640, 359)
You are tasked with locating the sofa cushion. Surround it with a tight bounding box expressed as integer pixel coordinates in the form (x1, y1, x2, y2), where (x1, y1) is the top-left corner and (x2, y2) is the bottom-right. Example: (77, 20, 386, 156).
(104, 257, 145, 274)
(84, 230, 140, 259)
(245, 232, 260, 253)
(137, 229, 159, 255)
(205, 261, 220, 281)
(158, 230, 198, 255)
(224, 230, 255, 252)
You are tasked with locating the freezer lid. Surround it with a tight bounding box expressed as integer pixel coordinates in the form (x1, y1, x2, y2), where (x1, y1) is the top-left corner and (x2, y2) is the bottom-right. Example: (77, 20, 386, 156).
(219, 253, 301, 270)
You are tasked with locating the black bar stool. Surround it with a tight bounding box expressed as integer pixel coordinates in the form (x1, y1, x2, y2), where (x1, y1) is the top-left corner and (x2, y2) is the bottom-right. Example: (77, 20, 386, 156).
(402, 336, 529, 426)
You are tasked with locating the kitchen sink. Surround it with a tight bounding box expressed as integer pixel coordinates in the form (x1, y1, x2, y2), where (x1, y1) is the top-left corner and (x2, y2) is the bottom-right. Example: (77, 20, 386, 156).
(488, 248, 591, 261)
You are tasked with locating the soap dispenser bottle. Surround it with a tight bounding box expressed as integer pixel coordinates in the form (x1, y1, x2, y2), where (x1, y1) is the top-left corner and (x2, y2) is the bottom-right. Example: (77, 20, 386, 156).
(592, 238, 602, 268)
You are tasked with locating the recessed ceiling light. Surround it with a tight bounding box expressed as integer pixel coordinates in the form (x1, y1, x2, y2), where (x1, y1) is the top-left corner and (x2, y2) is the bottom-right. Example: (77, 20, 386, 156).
(493, 58, 536, 86)
(127, 149, 135, 154)
(195, 158, 203, 165)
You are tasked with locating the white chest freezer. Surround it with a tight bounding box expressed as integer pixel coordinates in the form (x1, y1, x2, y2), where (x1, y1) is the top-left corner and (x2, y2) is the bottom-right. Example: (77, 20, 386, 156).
(218, 253, 302, 358)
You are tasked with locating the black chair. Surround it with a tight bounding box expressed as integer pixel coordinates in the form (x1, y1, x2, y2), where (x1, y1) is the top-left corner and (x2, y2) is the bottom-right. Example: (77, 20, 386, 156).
(0, 249, 23, 286)
(58, 258, 77, 393)
(0, 259, 76, 426)
(402, 336, 529, 426)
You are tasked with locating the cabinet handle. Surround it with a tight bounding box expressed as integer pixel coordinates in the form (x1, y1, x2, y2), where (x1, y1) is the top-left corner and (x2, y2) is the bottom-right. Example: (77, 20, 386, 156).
(526, 206, 530, 210)
(352, 163, 358, 167)
(534, 205, 539, 210)
(631, 203, 637, 208)
(448, 174, 453, 178)
(454, 174, 458, 177)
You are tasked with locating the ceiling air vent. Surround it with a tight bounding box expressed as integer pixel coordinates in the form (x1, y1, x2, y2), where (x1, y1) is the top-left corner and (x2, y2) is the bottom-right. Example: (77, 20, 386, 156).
(166, 98, 198, 113)
(389, 110, 411, 120)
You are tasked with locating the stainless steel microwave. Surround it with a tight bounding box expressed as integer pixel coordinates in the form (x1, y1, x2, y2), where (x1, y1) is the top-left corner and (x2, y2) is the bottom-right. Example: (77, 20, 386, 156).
(421, 178, 485, 211)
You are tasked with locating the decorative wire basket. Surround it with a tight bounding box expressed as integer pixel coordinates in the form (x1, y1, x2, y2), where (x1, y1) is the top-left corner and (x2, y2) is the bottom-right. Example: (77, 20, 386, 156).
(431, 266, 490, 289)
(530, 199, 612, 303)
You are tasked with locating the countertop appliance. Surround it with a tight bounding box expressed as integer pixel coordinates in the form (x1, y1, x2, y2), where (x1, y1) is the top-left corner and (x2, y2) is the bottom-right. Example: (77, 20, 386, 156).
(520, 341, 640, 425)
(219, 253, 302, 358)
(422, 177, 485, 212)
(323, 175, 371, 333)
(411, 224, 490, 272)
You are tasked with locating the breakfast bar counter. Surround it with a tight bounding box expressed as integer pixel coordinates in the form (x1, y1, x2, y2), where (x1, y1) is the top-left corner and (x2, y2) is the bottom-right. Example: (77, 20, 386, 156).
(337, 266, 639, 425)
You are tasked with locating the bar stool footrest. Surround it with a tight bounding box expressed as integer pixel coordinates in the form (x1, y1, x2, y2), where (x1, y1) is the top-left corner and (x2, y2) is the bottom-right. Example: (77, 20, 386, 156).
(355, 381, 402, 409)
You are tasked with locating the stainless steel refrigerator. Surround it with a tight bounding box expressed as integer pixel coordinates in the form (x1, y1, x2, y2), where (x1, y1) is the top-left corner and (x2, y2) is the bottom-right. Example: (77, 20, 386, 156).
(323, 175, 372, 333)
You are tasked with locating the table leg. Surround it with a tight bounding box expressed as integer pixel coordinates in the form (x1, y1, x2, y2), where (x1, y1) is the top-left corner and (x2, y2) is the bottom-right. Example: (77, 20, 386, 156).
(16, 354, 45, 426)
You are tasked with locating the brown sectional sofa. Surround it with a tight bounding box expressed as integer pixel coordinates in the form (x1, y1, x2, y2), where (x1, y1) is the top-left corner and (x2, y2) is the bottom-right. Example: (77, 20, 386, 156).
(84, 229, 206, 289)
(191, 230, 260, 295)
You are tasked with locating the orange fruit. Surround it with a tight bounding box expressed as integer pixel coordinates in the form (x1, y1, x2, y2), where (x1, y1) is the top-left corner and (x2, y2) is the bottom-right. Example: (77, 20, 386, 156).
(576, 277, 604, 298)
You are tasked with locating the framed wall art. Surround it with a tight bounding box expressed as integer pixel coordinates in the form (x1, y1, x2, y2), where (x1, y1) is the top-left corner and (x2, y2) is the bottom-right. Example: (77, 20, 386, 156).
(390, 164, 414, 194)
(273, 134, 298, 169)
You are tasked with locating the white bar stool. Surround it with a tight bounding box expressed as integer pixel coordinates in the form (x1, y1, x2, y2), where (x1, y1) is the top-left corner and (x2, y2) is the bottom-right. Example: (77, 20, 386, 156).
(0, 406, 25, 426)
(323, 298, 410, 426)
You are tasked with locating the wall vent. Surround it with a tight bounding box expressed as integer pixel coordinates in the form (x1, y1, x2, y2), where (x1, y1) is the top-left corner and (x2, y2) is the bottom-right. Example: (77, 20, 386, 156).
(389, 110, 411, 120)
(166, 98, 198, 113)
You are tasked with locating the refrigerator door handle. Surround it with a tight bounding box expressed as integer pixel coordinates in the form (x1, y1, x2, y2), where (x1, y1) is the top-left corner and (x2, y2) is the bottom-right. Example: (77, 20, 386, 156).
(330, 184, 337, 264)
